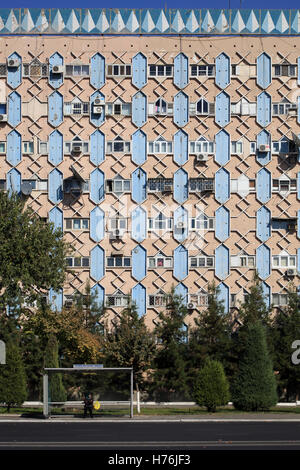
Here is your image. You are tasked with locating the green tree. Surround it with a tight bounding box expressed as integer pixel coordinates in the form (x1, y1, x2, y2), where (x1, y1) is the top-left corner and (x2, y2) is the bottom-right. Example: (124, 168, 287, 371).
(231, 321, 278, 411)
(44, 335, 67, 403)
(193, 359, 230, 412)
(0, 191, 71, 313)
(0, 340, 27, 412)
(151, 287, 190, 401)
(271, 287, 300, 401)
(103, 300, 156, 394)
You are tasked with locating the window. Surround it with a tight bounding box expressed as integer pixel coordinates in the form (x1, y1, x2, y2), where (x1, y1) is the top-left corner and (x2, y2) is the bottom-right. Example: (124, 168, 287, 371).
(0, 142, 6, 153)
(231, 99, 256, 115)
(273, 101, 297, 115)
(107, 65, 131, 77)
(66, 256, 90, 268)
(64, 101, 89, 115)
(189, 138, 214, 154)
(106, 179, 131, 193)
(0, 180, 6, 190)
(109, 217, 127, 231)
(272, 255, 296, 268)
(274, 64, 296, 77)
(65, 219, 89, 230)
(39, 141, 48, 154)
(64, 178, 89, 194)
(64, 140, 89, 154)
(272, 139, 297, 154)
(148, 292, 169, 307)
(231, 255, 256, 267)
(148, 213, 172, 231)
(272, 293, 288, 306)
(148, 99, 173, 116)
(106, 255, 131, 268)
(22, 142, 34, 154)
(250, 142, 257, 154)
(106, 291, 129, 307)
(148, 254, 173, 268)
(189, 178, 214, 192)
(106, 101, 131, 116)
(23, 61, 48, 77)
(272, 178, 297, 192)
(190, 65, 214, 76)
(149, 65, 173, 77)
(190, 214, 214, 230)
(148, 138, 173, 154)
(231, 141, 243, 154)
(106, 137, 131, 153)
(65, 65, 90, 76)
(0, 103, 7, 114)
(189, 256, 214, 268)
(148, 178, 173, 193)
(0, 64, 7, 77)
(271, 219, 297, 231)
(189, 291, 208, 307)
(22, 179, 48, 191)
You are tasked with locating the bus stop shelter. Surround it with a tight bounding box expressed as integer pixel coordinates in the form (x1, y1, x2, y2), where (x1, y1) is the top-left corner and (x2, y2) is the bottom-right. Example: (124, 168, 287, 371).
(43, 366, 134, 419)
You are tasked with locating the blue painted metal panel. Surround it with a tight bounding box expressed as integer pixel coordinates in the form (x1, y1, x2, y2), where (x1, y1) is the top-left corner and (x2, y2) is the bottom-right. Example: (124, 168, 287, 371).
(173, 245, 188, 280)
(90, 130, 105, 166)
(49, 206, 63, 231)
(132, 52, 147, 89)
(257, 168, 271, 203)
(256, 53, 271, 89)
(298, 210, 300, 239)
(215, 206, 230, 241)
(90, 53, 105, 89)
(173, 91, 189, 127)
(215, 129, 230, 166)
(7, 168, 21, 195)
(48, 91, 63, 127)
(132, 91, 147, 128)
(6, 52, 21, 89)
(256, 130, 271, 165)
(298, 248, 300, 274)
(256, 244, 271, 280)
(173, 130, 188, 166)
(90, 206, 105, 242)
(132, 168, 147, 203)
(298, 172, 300, 200)
(215, 91, 230, 127)
(90, 168, 105, 203)
(215, 244, 229, 280)
(90, 245, 105, 281)
(298, 57, 300, 86)
(131, 206, 147, 242)
(132, 130, 147, 165)
(49, 52, 64, 89)
(91, 283, 105, 309)
(90, 91, 105, 127)
(261, 281, 271, 308)
(132, 245, 147, 281)
(49, 288, 63, 312)
(217, 282, 229, 314)
(174, 168, 188, 204)
(298, 97, 300, 125)
(215, 168, 230, 203)
(215, 52, 230, 89)
(49, 130, 63, 166)
(174, 282, 188, 305)
(174, 206, 188, 242)
(174, 53, 189, 89)
(132, 283, 146, 318)
(48, 168, 63, 204)
(7, 92, 21, 127)
(256, 206, 271, 242)
(6, 130, 21, 166)
(256, 91, 271, 127)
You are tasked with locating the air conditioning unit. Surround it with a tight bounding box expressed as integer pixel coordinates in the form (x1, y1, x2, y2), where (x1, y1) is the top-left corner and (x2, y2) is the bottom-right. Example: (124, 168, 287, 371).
(187, 302, 196, 310)
(72, 144, 82, 153)
(196, 153, 208, 162)
(93, 105, 103, 115)
(286, 269, 296, 277)
(288, 107, 297, 115)
(7, 58, 20, 67)
(163, 185, 173, 192)
(110, 229, 124, 239)
(176, 221, 186, 229)
(94, 97, 105, 105)
(0, 114, 7, 122)
(258, 144, 270, 152)
(52, 65, 64, 74)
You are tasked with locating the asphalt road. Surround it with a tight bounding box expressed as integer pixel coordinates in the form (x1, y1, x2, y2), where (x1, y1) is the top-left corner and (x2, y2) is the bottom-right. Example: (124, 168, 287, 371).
(0, 421, 300, 450)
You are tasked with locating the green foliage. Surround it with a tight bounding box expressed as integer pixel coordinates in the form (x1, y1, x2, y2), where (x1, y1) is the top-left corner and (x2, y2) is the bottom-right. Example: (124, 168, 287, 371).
(232, 321, 278, 411)
(237, 272, 271, 327)
(0, 191, 71, 313)
(44, 335, 67, 403)
(0, 340, 27, 411)
(193, 359, 230, 412)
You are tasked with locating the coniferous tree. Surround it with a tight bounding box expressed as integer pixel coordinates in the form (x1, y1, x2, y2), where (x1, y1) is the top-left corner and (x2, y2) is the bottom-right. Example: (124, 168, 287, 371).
(193, 359, 230, 412)
(0, 340, 27, 412)
(231, 321, 278, 411)
(44, 335, 67, 404)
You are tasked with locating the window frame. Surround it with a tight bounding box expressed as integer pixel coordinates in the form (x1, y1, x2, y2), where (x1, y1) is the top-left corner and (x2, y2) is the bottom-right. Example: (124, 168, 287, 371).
(107, 64, 132, 77)
(272, 255, 296, 269)
(65, 64, 90, 77)
(149, 64, 173, 77)
(66, 256, 90, 268)
(106, 179, 131, 194)
(189, 178, 214, 192)
(189, 215, 215, 230)
(148, 254, 173, 268)
(148, 178, 173, 193)
(189, 256, 215, 268)
(106, 255, 131, 268)
(190, 64, 215, 77)
(65, 218, 89, 230)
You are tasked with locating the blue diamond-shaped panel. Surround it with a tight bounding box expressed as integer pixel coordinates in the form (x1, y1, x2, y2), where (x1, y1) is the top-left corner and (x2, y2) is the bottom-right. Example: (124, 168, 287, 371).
(0, 8, 298, 35)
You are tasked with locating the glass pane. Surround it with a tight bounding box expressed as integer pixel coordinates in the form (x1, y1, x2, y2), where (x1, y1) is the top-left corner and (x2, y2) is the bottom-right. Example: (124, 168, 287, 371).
(66, 257, 73, 267)
(0, 142, 5, 153)
(73, 219, 81, 229)
(273, 256, 279, 267)
(82, 257, 90, 267)
(289, 257, 296, 266)
(82, 219, 89, 229)
(149, 258, 155, 268)
(149, 65, 156, 76)
(65, 219, 72, 229)
(123, 181, 130, 191)
(124, 257, 131, 267)
(114, 181, 123, 192)
(281, 257, 288, 267)
(107, 257, 114, 267)
(74, 257, 81, 267)
(115, 256, 122, 267)
(119, 219, 126, 229)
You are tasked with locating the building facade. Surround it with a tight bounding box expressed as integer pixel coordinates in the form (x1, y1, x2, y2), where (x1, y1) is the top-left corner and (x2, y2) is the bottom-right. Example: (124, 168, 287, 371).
(0, 8, 299, 331)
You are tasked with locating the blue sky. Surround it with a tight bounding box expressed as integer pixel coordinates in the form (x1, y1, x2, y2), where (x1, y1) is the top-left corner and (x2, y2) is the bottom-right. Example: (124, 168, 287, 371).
(8, 1, 300, 10)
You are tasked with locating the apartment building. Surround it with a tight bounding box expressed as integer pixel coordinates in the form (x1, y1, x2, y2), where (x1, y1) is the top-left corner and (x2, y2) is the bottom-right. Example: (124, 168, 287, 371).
(0, 8, 299, 331)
